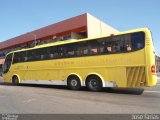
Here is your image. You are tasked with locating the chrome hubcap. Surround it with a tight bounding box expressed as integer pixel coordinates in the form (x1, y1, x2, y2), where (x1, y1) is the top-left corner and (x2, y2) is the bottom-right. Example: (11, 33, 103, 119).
(90, 79, 98, 88)
(71, 79, 77, 86)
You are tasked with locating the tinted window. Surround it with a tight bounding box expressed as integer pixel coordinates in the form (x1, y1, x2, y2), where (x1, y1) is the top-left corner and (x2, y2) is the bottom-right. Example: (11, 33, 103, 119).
(27, 50, 36, 61)
(13, 51, 27, 63)
(3, 53, 13, 73)
(89, 39, 106, 54)
(104, 34, 132, 53)
(11, 32, 145, 63)
(103, 32, 145, 53)
(81, 41, 89, 56)
(48, 46, 59, 59)
(131, 32, 145, 50)
(66, 43, 76, 57)
(75, 42, 83, 56)
(57, 45, 66, 58)
(35, 48, 48, 60)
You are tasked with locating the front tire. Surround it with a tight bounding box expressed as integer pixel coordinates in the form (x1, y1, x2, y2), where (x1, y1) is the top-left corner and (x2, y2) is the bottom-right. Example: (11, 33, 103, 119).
(86, 76, 102, 91)
(12, 75, 19, 86)
(67, 76, 81, 90)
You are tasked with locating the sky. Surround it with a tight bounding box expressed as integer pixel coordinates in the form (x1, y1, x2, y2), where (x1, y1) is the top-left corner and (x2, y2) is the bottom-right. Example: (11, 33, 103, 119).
(0, 0, 160, 55)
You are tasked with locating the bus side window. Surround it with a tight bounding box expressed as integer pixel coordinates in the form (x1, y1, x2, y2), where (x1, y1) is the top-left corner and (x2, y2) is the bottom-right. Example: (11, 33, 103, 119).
(127, 44, 132, 51)
(48, 46, 58, 59)
(53, 53, 58, 58)
(106, 42, 112, 53)
(53, 47, 58, 58)
(66, 43, 75, 57)
(99, 47, 105, 53)
(91, 48, 98, 54)
(89, 39, 103, 55)
(80, 41, 89, 56)
(98, 39, 106, 54)
(67, 51, 75, 56)
(75, 43, 83, 56)
(107, 46, 112, 52)
(24, 56, 28, 61)
(106, 41, 113, 53)
(49, 54, 54, 59)
(83, 49, 89, 55)
(21, 51, 27, 62)
(115, 43, 121, 52)
(120, 45, 126, 52)
(13, 51, 27, 63)
(57, 45, 65, 58)
(120, 42, 132, 52)
(13, 52, 20, 63)
(34, 49, 41, 60)
(27, 50, 36, 61)
(131, 32, 144, 51)
(136, 43, 142, 49)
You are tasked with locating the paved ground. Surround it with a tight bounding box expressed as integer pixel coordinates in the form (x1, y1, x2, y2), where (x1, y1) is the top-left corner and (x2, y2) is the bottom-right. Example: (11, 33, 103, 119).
(0, 76, 160, 114)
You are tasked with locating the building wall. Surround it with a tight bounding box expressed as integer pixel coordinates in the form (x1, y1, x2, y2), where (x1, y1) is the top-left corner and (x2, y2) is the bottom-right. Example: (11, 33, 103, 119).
(87, 13, 119, 38)
(156, 55, 160, 72)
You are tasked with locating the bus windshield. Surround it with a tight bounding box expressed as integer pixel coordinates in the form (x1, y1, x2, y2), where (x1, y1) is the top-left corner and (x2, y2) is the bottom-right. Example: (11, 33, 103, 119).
(3, 53, 13, 74)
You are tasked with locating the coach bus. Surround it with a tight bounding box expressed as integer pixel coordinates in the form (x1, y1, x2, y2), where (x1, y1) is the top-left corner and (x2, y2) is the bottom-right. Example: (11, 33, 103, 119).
(2, 28, 157, 91)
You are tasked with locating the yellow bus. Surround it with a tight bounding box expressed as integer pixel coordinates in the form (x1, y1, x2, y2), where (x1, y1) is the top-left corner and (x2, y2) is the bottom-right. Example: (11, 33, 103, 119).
(2, 28, 157, 91)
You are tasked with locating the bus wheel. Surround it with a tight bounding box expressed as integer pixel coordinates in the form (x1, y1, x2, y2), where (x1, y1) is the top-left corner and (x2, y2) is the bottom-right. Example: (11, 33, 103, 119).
(12, 75, 19, 86)
(86, 76, 102, 92)
(67, 76, 81, 90)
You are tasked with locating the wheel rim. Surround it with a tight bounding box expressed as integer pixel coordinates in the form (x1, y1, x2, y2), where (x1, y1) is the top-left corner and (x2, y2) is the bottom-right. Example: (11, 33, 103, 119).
(89, 79, 98, 89)
(71, 79, 78, 87)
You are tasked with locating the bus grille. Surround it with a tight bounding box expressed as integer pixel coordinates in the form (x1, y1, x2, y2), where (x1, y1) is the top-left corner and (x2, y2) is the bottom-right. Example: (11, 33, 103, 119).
(126, 66, 146, 87)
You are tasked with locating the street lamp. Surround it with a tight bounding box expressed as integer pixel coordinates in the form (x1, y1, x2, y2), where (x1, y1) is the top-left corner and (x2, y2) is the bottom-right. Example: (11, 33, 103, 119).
(28, 32, 37, 47)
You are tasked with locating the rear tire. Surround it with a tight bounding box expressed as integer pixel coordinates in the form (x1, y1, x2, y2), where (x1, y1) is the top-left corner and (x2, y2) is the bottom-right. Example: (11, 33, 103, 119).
(67, 76, 81, 90)
(12, 76, 19, 86)
(86, 76, 102, 92)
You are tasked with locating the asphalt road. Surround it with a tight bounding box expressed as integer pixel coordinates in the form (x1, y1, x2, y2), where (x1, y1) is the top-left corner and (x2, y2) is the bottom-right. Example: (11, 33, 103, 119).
(0, 76, 160, 114)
